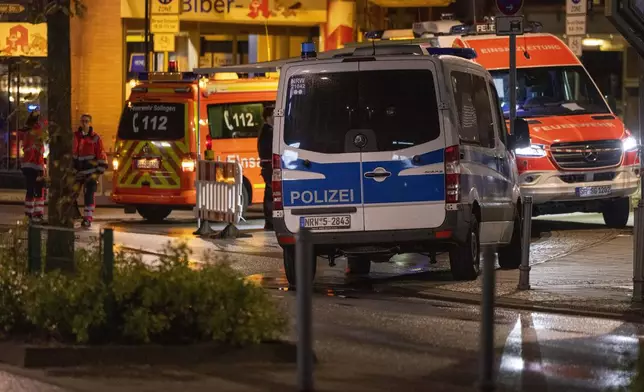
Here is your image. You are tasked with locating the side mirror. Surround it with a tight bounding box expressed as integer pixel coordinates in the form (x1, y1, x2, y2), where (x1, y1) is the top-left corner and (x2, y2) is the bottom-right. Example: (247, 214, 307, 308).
(508, 118, 530, 150)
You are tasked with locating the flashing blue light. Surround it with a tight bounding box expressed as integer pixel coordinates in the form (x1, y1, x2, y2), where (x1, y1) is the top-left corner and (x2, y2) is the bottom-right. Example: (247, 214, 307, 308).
(427, 47, 477, 59)
(27, 104, 40, 112)
(301, 42, 317, 59)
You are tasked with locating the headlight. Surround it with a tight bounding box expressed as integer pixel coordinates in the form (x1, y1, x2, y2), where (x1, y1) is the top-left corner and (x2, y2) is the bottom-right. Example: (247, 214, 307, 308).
(623, 136, 638, 152)
(515, 144, 547, 157)
(112, 158, 119, 171)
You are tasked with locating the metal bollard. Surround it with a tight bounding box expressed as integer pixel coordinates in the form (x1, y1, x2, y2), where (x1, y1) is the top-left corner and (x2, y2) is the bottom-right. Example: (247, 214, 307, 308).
(634, 203, 644, 302)
(295, 228, 314, 392)
(517, 196, 533, 290)
(101, 228, 114, 286)
(479, 246, 496, 392)
(27, 224, 42, 274)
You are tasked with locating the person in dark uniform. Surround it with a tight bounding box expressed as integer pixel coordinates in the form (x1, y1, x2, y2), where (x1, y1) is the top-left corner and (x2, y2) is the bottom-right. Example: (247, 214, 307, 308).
(257, 106, 274, 230)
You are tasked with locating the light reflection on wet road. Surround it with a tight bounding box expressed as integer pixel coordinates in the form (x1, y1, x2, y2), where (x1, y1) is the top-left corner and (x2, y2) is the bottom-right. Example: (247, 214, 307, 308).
(0, 205, 640, 391)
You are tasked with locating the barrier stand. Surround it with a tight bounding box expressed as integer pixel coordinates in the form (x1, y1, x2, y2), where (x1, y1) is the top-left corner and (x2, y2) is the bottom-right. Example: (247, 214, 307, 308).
(517, 196, 533, 291)
(193, 160, 250, 239)
(296, 228, 314, 391)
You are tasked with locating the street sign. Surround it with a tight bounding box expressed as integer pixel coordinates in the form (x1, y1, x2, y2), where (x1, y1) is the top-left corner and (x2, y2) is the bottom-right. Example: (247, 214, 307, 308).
(566, 0, 587, 15)
(566, 14, 587, 35)
(495, 15, 524, 35)
(0, 4, 24, 13)
(150, 15, 179, 34)
(151, 0, 180, 15)
(496, 0, 523, 16)
(153, 33, 175, 52)
(567, 35, 583, 56)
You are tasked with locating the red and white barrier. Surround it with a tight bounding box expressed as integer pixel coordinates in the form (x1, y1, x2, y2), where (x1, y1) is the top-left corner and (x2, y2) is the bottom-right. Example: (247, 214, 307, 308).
(194, 160, 243, 228)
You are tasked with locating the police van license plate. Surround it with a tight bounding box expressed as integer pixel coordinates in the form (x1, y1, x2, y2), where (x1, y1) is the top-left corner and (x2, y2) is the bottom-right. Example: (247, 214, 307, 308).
(300, 215, 351, 230)
(136, 158, 160, 169)
(576, 185, 612, 198)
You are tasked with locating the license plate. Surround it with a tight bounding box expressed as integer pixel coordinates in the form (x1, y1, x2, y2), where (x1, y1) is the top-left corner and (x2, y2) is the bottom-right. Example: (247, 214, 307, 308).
(576, 185, 612, 198)
(136, 158, 160, 169)
(300, 215, 351, 230)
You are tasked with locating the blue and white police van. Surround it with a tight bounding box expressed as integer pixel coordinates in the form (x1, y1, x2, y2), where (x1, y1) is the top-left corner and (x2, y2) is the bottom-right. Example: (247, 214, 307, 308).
(271, 42, 531, 286)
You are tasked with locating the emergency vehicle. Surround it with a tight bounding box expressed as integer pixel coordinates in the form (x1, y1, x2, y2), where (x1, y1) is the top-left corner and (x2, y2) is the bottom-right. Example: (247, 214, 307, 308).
(111, 71, 277, 222)
(358, 19, 640, 228)
(271, 42, 531, 286)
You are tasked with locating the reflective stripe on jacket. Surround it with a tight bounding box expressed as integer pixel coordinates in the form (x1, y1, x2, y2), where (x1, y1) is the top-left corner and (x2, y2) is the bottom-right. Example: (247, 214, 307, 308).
(21, 121, 45, 171)
(73, 128, 108, 175)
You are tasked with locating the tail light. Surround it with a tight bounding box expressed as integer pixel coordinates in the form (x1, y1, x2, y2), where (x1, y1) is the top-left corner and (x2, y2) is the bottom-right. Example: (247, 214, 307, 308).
(445, 145, 460, 203)
(272, 154, 283, 211)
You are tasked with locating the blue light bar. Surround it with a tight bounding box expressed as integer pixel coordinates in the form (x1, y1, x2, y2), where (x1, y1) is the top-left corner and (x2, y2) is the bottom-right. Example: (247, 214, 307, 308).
(448, 20, 543, 36)
(427, 47, 477, 59)
(301, 42, 317, 59)
(364, 30, 385, 40)
(27, 104, 40, 112)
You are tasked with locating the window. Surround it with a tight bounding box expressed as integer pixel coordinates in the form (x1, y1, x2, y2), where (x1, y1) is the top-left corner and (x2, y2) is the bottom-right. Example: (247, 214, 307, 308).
(489, 65, 610, 118)
(489, 82, 508, 145)
(117, 102, 185, 141)
(207, 102, 273, 139)
(283, 70, 441, 153)
(451, 71, 495, 147)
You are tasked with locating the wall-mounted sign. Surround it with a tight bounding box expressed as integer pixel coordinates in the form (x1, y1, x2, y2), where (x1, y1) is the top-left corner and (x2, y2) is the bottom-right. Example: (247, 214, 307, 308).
(567, 35, 583, 56)
(566, 0, 587, 15)
(150, 15, 180, 33)
(122, 0, 327, 26)
(0, 23, 47, 57)
(153, 33, 175, 52)
(0, 4, 25, 13)
(566, 14, 587, 35)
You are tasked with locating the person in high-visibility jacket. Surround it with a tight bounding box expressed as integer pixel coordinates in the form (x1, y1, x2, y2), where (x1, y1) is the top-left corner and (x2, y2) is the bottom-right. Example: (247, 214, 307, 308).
(20, 109, 46, 222)
(72, 114, 108, 228)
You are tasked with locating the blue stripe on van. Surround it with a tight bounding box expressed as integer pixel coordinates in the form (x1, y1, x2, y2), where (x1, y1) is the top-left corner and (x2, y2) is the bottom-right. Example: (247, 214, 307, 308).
(281, 149, 445, 207)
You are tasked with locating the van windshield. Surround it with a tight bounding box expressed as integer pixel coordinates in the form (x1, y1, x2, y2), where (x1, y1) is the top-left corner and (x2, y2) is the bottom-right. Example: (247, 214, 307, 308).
(489, 65, 610, 118)
(283, 70, 441, 153)
(207, 101, 274, 139)
(117, 102, 186, 140)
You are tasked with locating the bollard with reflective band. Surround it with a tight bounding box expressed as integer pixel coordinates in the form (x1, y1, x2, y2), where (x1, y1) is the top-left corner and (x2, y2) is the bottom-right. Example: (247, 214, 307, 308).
(27, 224, 42, 274)
(479, 247, 496, 392)
(518, 196, 533, 290)
(296, 228, 314, 391)
(634, 205, 644, 302)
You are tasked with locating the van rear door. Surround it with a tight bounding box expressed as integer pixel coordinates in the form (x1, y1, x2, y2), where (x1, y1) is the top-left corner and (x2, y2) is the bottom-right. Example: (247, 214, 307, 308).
(116, 101, 189, 190)
(278, 62, 365, 233)
(357, 59, 446, 231)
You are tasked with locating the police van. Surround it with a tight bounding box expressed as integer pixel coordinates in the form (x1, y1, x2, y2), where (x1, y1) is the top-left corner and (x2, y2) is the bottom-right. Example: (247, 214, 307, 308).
(271, 43, 531, 286)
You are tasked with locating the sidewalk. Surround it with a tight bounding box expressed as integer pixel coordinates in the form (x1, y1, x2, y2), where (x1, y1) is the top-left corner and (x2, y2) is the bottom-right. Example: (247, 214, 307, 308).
(388, 232, 640, 317)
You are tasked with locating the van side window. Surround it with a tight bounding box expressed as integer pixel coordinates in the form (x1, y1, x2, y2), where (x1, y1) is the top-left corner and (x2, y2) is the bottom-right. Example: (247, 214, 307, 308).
(207, 101, 274, 139)
(488, 81, 508, 145)
(451, 71, 479, 144)
(451, 72, 495, 148)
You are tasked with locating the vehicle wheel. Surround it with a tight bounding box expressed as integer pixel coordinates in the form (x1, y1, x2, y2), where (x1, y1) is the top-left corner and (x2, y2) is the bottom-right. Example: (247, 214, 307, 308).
(283, 246, 317, 288)
(137, 205, 172, 223)
(498, 207, 522, 269)
(449, 214, 480, 281)
(346, 256, 371, 275)
(603, 197, 630, 229)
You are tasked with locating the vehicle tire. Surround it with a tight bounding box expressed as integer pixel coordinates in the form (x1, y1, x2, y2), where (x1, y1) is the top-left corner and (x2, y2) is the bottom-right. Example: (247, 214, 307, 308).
(137, 205, 172, 223)
(346, 256, 371, 275)
(603, 197, 630, 229)
(449, 214, 480, 281)
(283, 246, 317, 288)
(498, 207, 522, 269)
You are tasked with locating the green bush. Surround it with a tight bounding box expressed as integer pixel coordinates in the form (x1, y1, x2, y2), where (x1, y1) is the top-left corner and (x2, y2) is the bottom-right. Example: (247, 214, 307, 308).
(0, 227, 286, 345)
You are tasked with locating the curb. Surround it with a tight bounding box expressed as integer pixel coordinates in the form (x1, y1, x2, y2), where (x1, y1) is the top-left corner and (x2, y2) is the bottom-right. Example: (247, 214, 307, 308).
(385, 286, 644, 322)
(0, 340, 308, 369)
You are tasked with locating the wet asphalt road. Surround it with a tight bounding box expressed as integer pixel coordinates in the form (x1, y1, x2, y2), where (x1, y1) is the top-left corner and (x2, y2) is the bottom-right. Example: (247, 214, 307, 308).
(0, 205, 640, 391)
